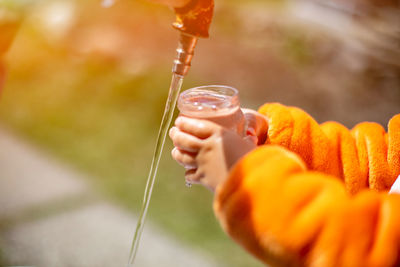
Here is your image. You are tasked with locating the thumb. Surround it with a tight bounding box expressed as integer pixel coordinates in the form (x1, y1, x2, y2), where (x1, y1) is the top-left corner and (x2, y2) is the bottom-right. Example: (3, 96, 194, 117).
(244, 134, 258, 145)
(242, 109, 269, 145)
(243, 110, 259, 131)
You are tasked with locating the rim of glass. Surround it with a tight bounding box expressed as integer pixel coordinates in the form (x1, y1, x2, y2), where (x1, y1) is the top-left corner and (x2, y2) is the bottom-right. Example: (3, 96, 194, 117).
(181, 85, 238, 96)
(178, 85, 240, 113)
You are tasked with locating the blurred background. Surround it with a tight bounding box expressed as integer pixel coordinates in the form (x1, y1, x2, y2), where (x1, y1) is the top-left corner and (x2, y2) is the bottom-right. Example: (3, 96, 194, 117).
(0, 0, 399, 266)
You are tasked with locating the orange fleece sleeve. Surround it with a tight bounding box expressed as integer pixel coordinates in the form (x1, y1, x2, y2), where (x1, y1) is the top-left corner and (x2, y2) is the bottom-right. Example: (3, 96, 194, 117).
(214, 105, 400, 267)
(258, 103, 400, 194)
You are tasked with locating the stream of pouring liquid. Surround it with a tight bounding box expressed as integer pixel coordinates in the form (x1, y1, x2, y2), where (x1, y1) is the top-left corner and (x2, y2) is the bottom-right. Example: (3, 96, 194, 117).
(127, 73, 184, 266)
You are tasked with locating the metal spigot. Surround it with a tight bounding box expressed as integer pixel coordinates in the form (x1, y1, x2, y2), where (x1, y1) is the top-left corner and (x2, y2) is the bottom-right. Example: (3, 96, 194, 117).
(171, 0, 213, 76)
(172, 33, 198, 76)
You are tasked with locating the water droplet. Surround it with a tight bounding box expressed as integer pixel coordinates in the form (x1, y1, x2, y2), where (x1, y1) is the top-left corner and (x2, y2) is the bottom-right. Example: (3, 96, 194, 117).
(102, 0, 115, 8)
(211, 105, 217, 110)
(186, 181, 192, 188)
(194, 102, 199, 106)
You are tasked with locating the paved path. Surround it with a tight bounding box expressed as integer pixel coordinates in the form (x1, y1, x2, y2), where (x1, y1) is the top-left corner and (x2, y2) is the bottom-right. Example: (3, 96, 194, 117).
(0, 127, 223, 267)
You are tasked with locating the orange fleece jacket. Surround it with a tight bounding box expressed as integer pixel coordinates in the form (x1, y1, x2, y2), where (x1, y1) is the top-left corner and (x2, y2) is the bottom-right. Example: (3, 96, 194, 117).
(214, 103, 400, 267)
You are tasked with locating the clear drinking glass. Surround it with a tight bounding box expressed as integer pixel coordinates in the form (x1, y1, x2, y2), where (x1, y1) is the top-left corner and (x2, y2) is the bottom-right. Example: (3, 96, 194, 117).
(177, 85, 246, 136)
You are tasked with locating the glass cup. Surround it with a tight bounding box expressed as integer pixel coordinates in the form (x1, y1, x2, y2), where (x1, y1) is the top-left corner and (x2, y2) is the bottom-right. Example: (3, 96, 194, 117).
(177, 85, 246, 187)
(177, 85, 246, 136)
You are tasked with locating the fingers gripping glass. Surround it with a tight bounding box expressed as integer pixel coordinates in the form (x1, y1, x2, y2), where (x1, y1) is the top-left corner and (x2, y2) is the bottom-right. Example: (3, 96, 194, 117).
(177, 85, 245, 187)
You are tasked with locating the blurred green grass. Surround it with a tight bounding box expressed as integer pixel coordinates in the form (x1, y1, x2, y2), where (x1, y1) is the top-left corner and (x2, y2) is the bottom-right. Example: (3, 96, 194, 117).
(0, 25, 262, 267)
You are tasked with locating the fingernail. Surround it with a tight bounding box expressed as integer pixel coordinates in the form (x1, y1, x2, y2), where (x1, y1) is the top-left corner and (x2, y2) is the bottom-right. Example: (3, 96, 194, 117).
(246, 127, 256, 136)
(176, 117, 183, 125)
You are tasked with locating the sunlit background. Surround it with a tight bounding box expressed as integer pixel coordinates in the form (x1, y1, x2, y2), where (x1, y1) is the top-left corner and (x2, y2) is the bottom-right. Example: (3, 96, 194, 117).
(0, 0, 399, 266)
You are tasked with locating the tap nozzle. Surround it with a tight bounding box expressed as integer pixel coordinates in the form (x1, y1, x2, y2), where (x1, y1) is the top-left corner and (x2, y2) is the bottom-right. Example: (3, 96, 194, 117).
(172, 33, 198, 76)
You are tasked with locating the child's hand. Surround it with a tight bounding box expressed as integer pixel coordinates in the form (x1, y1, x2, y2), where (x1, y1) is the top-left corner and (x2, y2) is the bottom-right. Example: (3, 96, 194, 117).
(169, 116, 256, 191)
